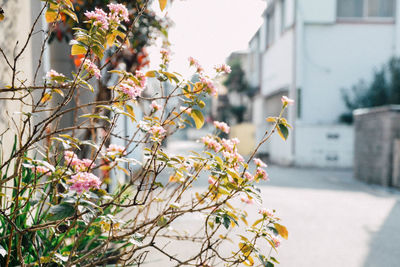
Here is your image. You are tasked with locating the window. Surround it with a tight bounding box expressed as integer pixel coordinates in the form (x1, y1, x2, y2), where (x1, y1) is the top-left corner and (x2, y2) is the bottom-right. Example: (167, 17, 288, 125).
(337, 0, 395, 18)
(280, 0, 286, 33)
(266, 8, 275, 48)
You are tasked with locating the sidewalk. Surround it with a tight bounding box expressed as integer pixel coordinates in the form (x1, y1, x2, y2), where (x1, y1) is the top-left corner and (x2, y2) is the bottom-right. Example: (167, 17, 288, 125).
(149, 141, 400, 266)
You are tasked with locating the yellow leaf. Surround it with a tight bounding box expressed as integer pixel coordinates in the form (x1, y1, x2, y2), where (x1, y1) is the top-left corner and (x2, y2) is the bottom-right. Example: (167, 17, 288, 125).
(71, 44, 86, 56)
(41, 93, 52, 103)
(106, 33, 117, 47)
(266, 117, 277, 123)
(243, 255, 254, 266)
(62, 0, 74, 9)
(252, 218, 263, 227)
(190, 109, 204, 129)
(145, 70, 157, 77)
(159, 0, 167, 11)
(274, 223, 289, 240)
(45, 9, 60, 23)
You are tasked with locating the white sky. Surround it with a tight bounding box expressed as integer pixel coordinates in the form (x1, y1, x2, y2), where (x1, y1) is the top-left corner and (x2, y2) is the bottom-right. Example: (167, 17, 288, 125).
(149, 0, 266, 77)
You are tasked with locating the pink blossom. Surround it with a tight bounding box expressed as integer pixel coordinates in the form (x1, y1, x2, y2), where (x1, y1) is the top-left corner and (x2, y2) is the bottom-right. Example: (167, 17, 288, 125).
(150, 100, 162, 111)
(271, 236, 281, 248)
(84, 8, 109, 30)
(82, 59, 101, 79)
(160, 48, 170, 64)
(135, 70, 147, 88)
(208, 176, 219, 187)
(231, 138, 240, 145)
(259, 208, 274, 218)
(81, 159, 95, 168)
(244, 171, 254, 181)
(116, 71, 146, 100)
(107, 3, 129, 23)
(240, 195, 254, 205)
(221, 138, 234, 152)
(256, 167, 269, 181)
(188, 57, 203, 73)
(200, 77, 217, 96)
(214, 63, 231, 74)
(65, 151, 78, 164)
(253, 158, 267, 168)
(150, 125, 166, 137)
(68, 172, 101, 193)
(30, 165, 51, 175)
(213, 121, 230, 134)
(281, 95, 294, 106)
(107, 144, 126, 155)
(180, 106, 192, 115)
(201, 136, 222, 152)
(46, 69, 65, 79)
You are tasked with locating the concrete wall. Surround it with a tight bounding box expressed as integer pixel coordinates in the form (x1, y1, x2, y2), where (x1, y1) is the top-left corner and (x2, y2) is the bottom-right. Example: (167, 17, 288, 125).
(354, 106, 400, 186)
(295, 124, 353, 168)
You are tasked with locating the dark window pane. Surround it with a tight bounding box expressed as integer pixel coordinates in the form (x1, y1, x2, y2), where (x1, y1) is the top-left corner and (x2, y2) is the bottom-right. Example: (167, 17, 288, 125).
(337, 0, 364, 17)
(367, 0, 395, 17)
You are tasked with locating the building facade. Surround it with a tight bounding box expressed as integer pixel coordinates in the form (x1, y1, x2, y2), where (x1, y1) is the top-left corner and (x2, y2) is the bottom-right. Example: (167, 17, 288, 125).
(247, 0, 398, 167)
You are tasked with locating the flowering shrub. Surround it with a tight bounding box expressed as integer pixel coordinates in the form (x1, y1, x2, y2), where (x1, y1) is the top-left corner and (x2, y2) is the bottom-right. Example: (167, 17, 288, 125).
(0, 1, 293, 266)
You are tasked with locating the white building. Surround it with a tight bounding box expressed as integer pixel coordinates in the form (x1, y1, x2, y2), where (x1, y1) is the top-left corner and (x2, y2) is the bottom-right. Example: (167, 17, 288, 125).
(248, 0, 398, 168)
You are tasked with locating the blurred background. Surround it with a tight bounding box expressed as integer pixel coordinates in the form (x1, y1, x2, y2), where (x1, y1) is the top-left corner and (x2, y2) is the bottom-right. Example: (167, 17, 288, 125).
(1, 0, 400, 266)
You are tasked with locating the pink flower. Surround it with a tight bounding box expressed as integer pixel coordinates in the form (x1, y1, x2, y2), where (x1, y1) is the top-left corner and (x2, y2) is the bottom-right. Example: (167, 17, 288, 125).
(65, 151, 78, 164)
(160, 48, 170, 64)
(180, 106, 192, 115)
(68, 172, 101, 193)
(84, 8, 109, 30)
(82, 59, 101, 79)
(208, 176, 219, 187)
(81, 159, 95, 168)
(256, 167, 269, 181)
(107, 144, 126, 155)
(214, 63, 231, 74)
(107, 3, 129, 23)
(200, 77, 217, 96)
(213, 121, 230, 134)
(253, 158, 267, 168)
(259, 208, 274, 217)
(231, 138, 240, 145)
(244, 171, 254, 181)
(281, 95, 294, 105)
(46, 69, 65, 79)
(240, 195, 254, 204)
(116, 71, 146, 100)
(201, 136, 222, 152)
(30, 165, 51, 175)
(135, 70, 147, 88)
(188, 57, 203, 73)
(221, 138, 234, 152)
(150, 125, 166, 137)
(271, 236, 281, 248)
(150, 100, 162, 111)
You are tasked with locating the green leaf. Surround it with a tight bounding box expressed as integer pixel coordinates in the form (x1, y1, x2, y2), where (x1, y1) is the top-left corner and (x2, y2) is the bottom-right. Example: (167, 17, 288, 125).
(190, 109, 204, 129)
(47, 203, 75, 221)
(266, 262, 274, 267)
(277, 123, 289, 141)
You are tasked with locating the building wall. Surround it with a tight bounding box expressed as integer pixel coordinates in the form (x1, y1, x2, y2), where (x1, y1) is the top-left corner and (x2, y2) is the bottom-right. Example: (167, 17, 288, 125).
(295, 124, 353, 167)
(300, 21, 396, 124)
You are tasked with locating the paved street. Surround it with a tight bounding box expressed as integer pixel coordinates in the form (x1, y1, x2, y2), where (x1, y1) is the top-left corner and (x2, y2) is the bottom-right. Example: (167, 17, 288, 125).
(146, 141, 400, 267)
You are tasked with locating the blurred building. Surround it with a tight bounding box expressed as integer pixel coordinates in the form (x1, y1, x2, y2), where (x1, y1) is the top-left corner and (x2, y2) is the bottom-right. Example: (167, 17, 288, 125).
(246, 0, 397, 167)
